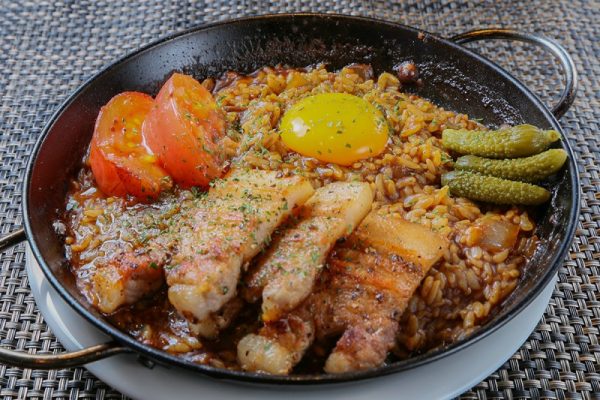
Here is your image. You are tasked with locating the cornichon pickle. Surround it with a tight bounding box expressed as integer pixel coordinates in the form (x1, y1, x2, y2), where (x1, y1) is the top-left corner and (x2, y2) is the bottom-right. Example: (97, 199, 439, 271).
(441, 170, 550, 205)
(455, 149, 567, 182)
(442, 124, 560, 158)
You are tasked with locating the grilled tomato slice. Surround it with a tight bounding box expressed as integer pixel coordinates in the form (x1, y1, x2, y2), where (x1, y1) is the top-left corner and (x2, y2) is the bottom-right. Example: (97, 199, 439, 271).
(142, 73, 227, 188)
(89, 92, 172, 200)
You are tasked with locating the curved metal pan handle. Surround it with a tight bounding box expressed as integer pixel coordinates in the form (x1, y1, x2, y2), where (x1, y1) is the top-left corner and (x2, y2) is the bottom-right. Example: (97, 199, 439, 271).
(450, 28, 578, 119)
(0, 341, 131, 369)
(0, 227, 27, 252)
(0, 229, 132, 368)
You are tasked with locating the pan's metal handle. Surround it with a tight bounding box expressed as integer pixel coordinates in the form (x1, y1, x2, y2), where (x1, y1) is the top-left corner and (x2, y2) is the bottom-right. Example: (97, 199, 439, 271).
(0, 227, 27, 252)
(450, 28, 578, 119)
(0, 229, 132, 368)
(0, 341, 131, 369)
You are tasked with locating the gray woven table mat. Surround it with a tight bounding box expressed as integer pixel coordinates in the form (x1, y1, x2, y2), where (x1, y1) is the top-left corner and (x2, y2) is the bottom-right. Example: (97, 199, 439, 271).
(1, 0, 599, 399)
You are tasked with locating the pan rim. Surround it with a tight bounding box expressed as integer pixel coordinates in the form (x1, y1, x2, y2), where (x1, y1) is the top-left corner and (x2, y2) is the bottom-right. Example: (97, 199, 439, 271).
(23, 12, 580, 385)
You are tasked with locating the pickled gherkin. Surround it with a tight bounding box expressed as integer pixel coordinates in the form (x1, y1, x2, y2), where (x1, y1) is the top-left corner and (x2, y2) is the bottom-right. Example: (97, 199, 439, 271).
(442, 124, 560, 158)
(455, 149, 567, 182)
(441, 171, 550, 205)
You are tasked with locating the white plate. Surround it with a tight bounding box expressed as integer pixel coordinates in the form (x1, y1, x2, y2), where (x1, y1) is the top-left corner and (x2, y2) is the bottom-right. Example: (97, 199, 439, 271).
(26, 245, 554, 400)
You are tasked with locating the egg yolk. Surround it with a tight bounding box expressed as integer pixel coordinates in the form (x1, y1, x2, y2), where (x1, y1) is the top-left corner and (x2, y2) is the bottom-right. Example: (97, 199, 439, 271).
(279, 93, 389, 166)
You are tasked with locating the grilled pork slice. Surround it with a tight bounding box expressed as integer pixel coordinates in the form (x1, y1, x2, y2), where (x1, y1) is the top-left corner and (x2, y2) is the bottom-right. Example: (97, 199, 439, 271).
(238, 313, 314, 375)
(238, 210, 447, 374)
(243, 181, 373, 321)
(84, 247, 168, 314)
(165, 169, 314, 338)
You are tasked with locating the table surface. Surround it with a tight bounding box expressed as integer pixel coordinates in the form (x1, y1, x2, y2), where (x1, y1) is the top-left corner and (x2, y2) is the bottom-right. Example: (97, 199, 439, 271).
(1, 1, 599, 399)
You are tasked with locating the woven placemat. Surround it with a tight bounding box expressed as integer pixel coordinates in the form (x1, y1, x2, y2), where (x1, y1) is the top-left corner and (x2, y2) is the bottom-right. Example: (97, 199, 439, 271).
(1, 1, 599, 399)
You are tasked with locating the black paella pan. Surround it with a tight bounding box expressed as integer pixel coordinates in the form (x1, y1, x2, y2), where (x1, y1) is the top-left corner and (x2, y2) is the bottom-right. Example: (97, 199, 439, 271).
(0, 14, 579, 384)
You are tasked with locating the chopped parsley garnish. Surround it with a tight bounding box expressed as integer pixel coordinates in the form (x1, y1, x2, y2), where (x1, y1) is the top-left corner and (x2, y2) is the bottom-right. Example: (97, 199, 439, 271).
(310, 250, 319, 263)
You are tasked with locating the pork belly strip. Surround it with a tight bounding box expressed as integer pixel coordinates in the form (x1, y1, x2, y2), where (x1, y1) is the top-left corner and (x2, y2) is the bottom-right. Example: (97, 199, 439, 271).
(238, 210, 447, 374)
(242, 181, 373, 321)
(165, 168, 314, 338)
(82, 247, 168, 314)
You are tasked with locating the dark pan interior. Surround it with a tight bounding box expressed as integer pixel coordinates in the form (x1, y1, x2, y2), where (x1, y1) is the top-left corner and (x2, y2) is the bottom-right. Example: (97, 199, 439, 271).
(24, 14, 578, 384)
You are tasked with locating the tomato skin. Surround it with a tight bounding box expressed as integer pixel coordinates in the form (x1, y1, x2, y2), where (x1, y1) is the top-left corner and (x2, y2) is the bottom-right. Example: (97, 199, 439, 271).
(89, 92, 171, 200)
(89, 143, 127, 197)
(142, 73, 226, 188)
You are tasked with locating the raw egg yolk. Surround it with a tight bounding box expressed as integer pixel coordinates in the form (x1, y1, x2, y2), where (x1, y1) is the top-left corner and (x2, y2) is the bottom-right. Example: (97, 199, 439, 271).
(279, 93, 389, 166)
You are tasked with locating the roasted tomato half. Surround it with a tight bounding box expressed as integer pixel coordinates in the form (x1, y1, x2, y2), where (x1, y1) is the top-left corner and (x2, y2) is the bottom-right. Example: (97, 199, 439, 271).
(142, 73, 227, 188)
(89, 92, 172, 200)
